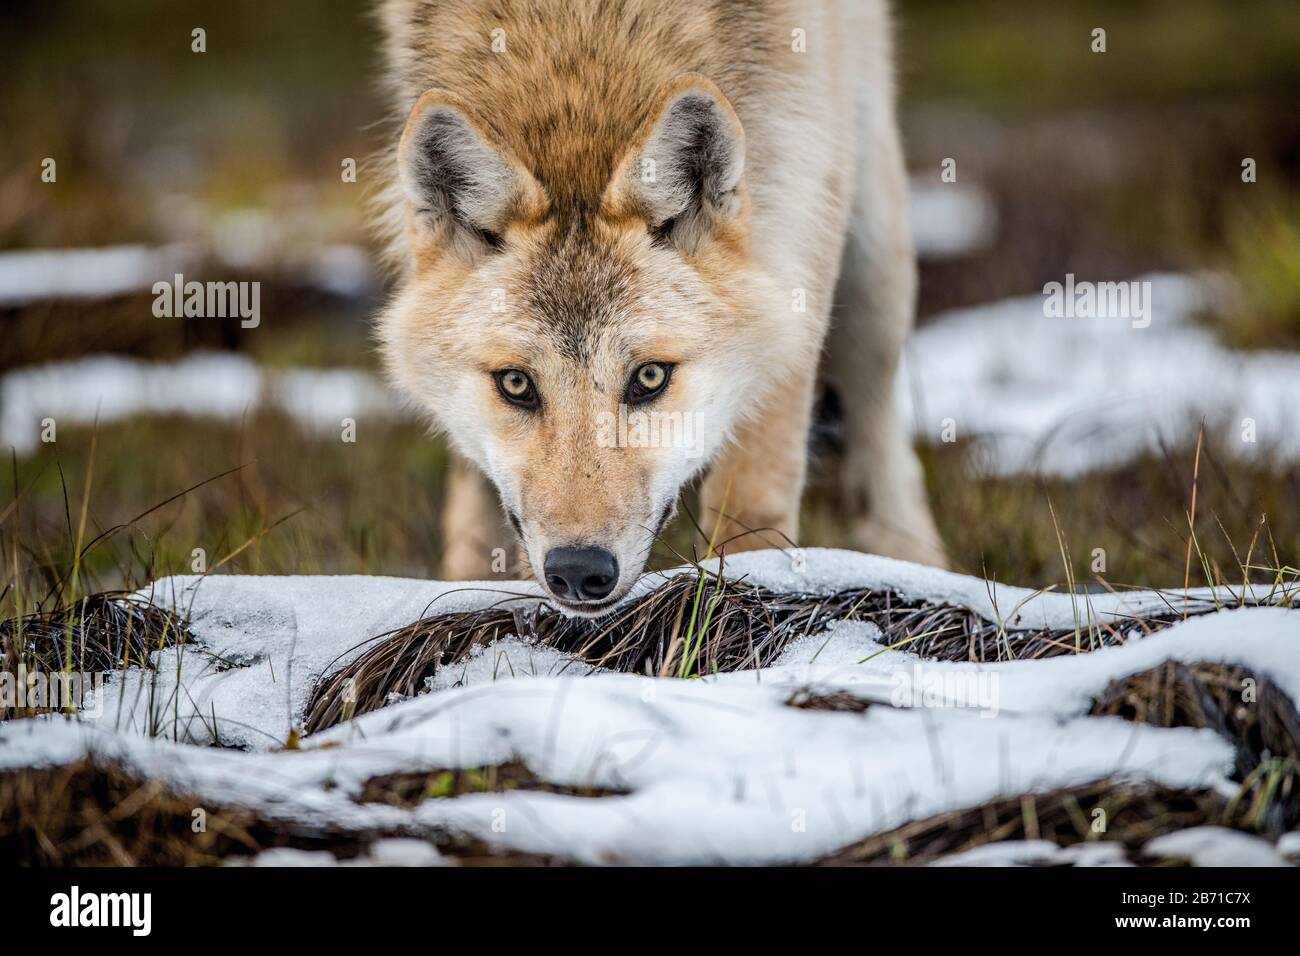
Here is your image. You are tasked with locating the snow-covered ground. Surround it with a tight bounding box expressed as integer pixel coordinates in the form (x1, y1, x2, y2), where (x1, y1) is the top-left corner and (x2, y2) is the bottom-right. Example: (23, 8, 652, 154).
(908, 178, 998, 260)
(0, 353, 397, 454)
(0, 241, 372, 308)
(6, 273, 1297, 476)
(3, 549, 1296, 865)
(899, 272, 1300, 475)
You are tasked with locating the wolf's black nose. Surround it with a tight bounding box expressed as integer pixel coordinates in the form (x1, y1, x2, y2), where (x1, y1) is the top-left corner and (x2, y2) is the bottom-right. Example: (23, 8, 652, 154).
(544, 546, 619, 602)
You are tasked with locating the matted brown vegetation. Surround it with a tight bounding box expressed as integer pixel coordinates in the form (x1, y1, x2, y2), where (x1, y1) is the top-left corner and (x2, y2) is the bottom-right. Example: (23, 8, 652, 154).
(785, 687, 874, 713)
(1091, 661, 1300, 832)
(818, 660, 1300, 864)
(358, 761, 624, 808)
(0, 757, 376, 866)
(816, 780, 1230, 865)
(0, 594, 194, 720)
(0, 757, 571, 867)
(0, 593, 191, 675)
(303, 569, 1215, 734)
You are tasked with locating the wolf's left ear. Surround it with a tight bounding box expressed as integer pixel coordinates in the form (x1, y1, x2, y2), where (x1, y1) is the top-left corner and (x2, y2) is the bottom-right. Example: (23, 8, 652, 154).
(603, 74, 746, 250)
(398, 89, 546, 252)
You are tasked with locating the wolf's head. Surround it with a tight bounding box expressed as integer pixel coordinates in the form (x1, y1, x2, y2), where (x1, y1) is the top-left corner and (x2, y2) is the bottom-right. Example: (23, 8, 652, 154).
(377, 74, 802, 613)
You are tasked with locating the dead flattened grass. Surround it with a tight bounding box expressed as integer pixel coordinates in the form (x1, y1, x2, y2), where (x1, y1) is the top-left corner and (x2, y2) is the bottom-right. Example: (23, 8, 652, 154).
(303, 568, 1219, 734)
(816, 781, 1227, 866)
(0, 757, 375, 866)
(818, 661, 1300, 864)
(785, 688, 874, 713)
(357, 761, 624, 808)
(0, 592, 191, 675)
(1092, 661, 1300, 832)
(0, 757, 575, 867)
(0, 593, 194, 721)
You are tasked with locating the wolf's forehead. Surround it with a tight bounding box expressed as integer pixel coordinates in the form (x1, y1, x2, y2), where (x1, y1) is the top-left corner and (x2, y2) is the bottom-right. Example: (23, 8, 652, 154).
(520, 226, 638, 364)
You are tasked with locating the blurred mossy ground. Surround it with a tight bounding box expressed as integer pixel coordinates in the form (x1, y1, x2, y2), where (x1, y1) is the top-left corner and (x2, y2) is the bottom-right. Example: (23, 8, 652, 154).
(898, 0, 1300, 111)
(1210, 191, 1300, 350)
(5, 413, 1297, 619)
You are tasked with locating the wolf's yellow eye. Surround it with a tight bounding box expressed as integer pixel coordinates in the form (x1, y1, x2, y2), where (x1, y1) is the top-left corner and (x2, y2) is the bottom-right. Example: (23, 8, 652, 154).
(626, 362, 672, 405)
(495, 369, 538, 408)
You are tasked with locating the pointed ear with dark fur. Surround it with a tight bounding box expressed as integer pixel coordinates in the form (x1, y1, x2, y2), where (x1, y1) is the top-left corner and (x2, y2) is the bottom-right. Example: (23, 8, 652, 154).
(603, 74, 747, 251)
(398, 89, 546, 251)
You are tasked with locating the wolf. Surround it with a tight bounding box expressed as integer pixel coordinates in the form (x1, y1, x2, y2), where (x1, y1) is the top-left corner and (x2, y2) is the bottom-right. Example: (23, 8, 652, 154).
(374, 0, 946, 614)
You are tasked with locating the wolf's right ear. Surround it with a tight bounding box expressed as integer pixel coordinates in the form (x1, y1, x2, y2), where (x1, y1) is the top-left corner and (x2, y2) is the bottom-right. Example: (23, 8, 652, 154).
(603, 74, 747, 252)
(398, 90, 546, 251)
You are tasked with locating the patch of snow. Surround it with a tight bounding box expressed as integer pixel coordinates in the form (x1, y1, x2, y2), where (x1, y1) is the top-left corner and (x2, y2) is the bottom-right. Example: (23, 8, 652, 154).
(0, 675, 1238, 865)
(269, 366, 396, 433)
(0, 244, 195, 305)
(1056, 842, 1134, 867)
(771, 620, 889, 668)
(247, 848, 340, 867)
(423, 636, 598, 693)
(1142, 827, 1290, 867)
(719, 605, 1300, 722)
(909, 178, 998, 260)
(100, 573, 549, 748)
(899, 272, 1300, 475)
(931, 840, 1132, 867)
(305, 244, 375, 300)
(76, 552, 1295, 755)
(0, 241, 374, 307)
(0, 353, 402, 455)
(701, 547, 1279, 634)
(363, 838, 446, 867)
(1277, 831, 1300, 863)
(932, 840, 1064, 867)
(232, 838, 446, 867)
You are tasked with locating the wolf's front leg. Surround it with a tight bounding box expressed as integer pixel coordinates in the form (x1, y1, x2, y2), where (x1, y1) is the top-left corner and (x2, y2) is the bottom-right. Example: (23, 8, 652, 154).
(698, 369, 817, 556)
(439, 451, 514, 580)
(824, 61, 948, 570)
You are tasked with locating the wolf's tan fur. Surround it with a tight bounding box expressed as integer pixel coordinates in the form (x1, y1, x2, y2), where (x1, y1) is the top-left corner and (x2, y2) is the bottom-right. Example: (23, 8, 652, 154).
(374, 0, 946, 612)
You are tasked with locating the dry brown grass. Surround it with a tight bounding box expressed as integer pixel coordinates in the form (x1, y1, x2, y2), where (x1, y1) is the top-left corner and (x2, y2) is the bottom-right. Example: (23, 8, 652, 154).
(1, 593, 190, 676)
(785, 688, 874, 713)
(0, 757, 579, 867)
(0, 593, 194, 721)
(817, 660, 1300, 864)
(302, 567, 1229, 734)
(1092, 661, 1300, 833)
(357, 762, 624, 808)
(0, 757, 376, 866)
(816, 781, 1227, 866)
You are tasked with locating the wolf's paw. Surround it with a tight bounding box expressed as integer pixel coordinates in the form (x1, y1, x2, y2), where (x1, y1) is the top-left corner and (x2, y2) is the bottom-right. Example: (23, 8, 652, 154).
(848, 513, 949, 570)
